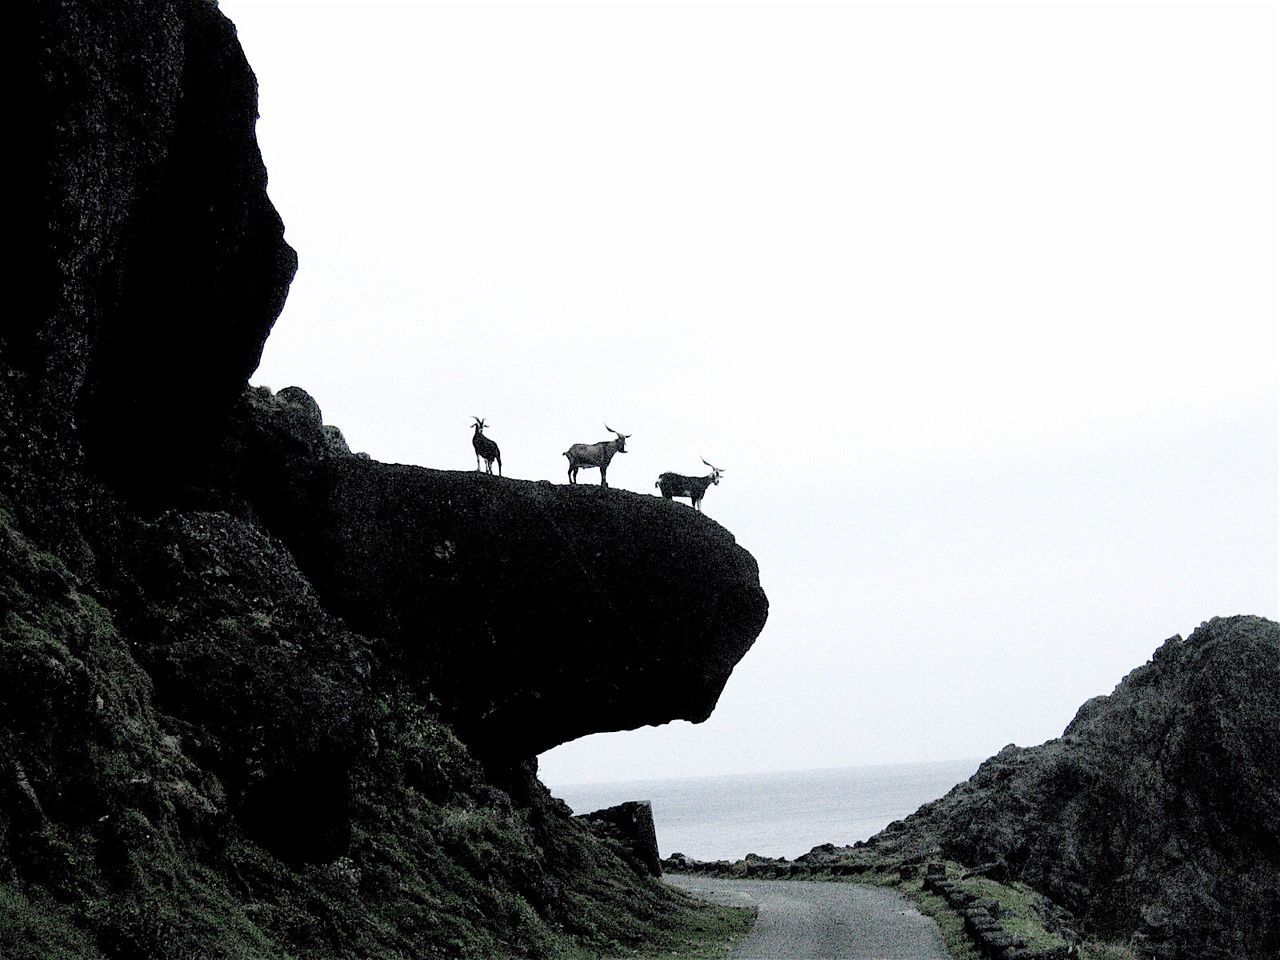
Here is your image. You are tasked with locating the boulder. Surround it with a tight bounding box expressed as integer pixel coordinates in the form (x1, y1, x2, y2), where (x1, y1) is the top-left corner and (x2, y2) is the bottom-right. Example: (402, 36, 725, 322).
(577, 801, 662, 877)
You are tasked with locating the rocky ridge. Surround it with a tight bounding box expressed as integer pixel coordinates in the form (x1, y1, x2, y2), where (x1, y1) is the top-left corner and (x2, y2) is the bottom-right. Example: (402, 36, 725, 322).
(827, 616, 1279, 960)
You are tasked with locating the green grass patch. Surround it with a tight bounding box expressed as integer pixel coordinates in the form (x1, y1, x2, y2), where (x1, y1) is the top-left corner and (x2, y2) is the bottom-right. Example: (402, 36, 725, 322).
(862, 860, 1067, 958)
(781, 854, 1138, 960)
(1080, 942, 1140, 960)
(900, 886, 981, 960)
(556, 901, 755, 960)
(957, 873, 1066, 950)
(0, 882, 102, 960)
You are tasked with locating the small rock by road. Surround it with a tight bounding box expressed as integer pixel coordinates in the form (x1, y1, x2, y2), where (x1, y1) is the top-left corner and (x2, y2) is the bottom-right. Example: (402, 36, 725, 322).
(666, 875, 951, 959)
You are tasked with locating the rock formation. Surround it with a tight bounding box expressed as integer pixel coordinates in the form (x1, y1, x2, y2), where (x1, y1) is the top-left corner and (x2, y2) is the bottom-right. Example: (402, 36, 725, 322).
(577, 801, 663, 878)
(3, 2, 768, 956)
(205, 386, 768, 764)
(863, 616, 1280, 960)
(13, 0, 296, 489)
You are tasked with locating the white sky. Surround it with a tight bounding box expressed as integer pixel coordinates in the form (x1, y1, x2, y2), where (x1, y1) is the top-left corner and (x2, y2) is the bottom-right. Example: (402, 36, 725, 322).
(222, 0, 1278, 784)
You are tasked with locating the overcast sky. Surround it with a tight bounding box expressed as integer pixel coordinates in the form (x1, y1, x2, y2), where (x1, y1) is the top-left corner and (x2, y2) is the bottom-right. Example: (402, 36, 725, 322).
(222, 0, 1278, 785)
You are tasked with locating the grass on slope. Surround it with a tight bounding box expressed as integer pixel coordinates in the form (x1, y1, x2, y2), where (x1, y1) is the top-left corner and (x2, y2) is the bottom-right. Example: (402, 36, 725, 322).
(0, 499, 749, 960)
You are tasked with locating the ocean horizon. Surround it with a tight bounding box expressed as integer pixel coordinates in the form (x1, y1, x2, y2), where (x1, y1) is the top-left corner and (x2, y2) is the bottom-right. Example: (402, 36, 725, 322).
(546, 757, 982, 861)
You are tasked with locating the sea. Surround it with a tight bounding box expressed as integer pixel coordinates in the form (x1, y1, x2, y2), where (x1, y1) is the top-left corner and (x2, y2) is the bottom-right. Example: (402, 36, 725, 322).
(547, 758, 981, 862)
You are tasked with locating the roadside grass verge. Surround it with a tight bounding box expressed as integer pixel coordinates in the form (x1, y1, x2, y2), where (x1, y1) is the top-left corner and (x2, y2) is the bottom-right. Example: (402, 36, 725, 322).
(841, 859, 1134, 960)
(669, 853, 1134, 960)
(900, 885, 981, 960)
(557, 901, 756, 960)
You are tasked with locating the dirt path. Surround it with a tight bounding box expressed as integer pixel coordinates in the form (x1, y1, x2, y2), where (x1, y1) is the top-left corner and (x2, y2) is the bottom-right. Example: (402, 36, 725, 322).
(666, 875, 951, 959)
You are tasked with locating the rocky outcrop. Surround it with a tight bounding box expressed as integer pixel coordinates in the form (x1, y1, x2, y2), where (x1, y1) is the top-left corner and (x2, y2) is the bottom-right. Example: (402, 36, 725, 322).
(8, 0, 767, 767)
(3, 2, 768, 957)
(13, 0, 295, 489)
(864, 616, 1280, 960)
(577, 801, 663, 877)
(199, 386, 768, 763)
(302, 457, 766, 761)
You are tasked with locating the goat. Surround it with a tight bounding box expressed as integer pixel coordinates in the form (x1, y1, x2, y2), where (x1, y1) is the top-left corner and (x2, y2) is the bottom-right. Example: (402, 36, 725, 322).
(471, 417, 501, 476)
(656, 458, 723, 512)
(564, 424, 630, 486)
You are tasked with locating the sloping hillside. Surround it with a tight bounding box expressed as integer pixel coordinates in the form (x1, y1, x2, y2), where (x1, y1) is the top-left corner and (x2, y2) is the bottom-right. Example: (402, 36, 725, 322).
(861, 616, 1279, 960)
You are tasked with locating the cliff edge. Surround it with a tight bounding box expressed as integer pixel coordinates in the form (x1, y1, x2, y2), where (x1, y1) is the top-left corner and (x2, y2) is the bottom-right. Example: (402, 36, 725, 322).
(2, 2, 768, 957)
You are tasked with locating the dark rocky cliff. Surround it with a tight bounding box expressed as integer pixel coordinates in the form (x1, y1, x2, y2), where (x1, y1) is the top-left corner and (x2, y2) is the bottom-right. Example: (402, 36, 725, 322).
(860, 616, 1280, 960)
(3, 3, 768, 957)
(206, 386, 768, 764)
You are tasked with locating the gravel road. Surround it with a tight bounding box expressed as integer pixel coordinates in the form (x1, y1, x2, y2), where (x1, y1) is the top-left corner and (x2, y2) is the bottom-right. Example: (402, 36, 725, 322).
(666, 875, 952, 959)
